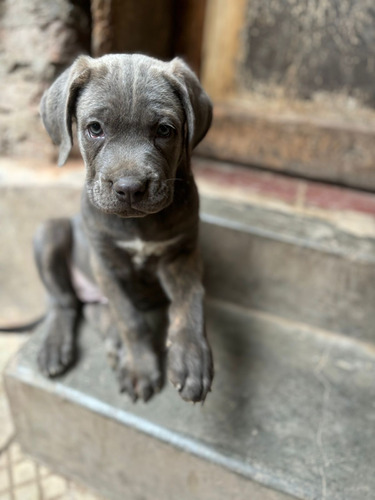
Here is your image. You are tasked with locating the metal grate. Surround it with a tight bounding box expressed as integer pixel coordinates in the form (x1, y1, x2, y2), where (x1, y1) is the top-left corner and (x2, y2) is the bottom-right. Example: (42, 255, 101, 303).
(0, 435, 103, 500)
(0, 331, 104, 500)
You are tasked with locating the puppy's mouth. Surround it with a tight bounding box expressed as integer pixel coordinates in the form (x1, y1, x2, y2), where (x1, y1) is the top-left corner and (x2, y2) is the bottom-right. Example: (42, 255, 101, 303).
(87, 177, 173, 217)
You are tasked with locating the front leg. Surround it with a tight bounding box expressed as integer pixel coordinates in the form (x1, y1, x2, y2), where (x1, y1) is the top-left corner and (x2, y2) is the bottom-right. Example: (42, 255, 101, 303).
(92, 255, 163, 402)
(158, 249, 214, 402)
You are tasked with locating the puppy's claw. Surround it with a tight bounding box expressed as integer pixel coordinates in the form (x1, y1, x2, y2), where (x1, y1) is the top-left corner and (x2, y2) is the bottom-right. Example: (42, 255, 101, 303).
(168, 337, 213, 403)
(137, 379, 155, 402)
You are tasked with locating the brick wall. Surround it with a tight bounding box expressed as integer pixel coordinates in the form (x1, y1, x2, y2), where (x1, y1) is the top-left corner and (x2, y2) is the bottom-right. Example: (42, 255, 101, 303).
(0, 0, 91, 159)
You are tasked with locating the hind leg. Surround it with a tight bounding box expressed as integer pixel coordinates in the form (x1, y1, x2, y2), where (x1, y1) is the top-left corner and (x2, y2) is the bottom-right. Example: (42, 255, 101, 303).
(34, 218, 80, 377)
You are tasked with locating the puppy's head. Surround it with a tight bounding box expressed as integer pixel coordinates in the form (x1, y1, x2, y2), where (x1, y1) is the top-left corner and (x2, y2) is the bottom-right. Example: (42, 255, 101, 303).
(41, 54, 212, 217)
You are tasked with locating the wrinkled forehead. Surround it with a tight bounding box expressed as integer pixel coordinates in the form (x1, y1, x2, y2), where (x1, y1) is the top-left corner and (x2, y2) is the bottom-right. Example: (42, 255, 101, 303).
(77, 57, 183, 124)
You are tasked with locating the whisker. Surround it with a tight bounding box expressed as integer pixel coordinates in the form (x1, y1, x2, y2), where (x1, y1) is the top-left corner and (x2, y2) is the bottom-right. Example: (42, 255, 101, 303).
(164, 178, 186, 183)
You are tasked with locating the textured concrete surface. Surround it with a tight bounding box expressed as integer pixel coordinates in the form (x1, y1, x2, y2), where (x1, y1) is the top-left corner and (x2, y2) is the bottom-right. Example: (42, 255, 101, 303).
(5, 300, 375, 500)
(201, 196, 375, 342)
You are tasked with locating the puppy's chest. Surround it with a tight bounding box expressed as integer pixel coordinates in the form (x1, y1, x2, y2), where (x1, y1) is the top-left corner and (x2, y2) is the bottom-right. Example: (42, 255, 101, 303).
(114, 236, 181, 268)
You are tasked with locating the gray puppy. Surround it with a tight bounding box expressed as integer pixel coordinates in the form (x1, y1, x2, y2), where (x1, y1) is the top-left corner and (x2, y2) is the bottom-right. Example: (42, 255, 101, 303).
(35, 54, 213, 403)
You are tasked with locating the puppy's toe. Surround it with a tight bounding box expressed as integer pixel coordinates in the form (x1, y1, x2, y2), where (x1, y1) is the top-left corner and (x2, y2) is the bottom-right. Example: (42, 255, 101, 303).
(180, 377, 204, 403)
(37, 344, 54, 376)
(117, 368, 161, 403)
(117, 367, 138, 402)
(105, 337, 121, 370)
(168, 365, 186, 392)
(60, 341, 75, 366)
(103, 325, 123, 370)
(168, 337, 213, 403)
(136, 378, 154, 403)
(116, 347, 164, 402)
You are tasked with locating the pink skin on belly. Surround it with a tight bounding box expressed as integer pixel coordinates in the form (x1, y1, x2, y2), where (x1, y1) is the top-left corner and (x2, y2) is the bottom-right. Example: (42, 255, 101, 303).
(70, 265, 108, 304)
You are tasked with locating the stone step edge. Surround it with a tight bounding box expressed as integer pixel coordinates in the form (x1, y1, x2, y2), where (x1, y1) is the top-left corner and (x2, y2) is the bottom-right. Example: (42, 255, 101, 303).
(200, 197, 375, 264)
(211, 298, 375, 360)
(7, 361, 301, 498)
(194, 157, 375, 239)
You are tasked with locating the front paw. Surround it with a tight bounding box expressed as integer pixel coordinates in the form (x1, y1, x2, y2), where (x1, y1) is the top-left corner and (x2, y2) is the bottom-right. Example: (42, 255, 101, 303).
(168, 335, 213, 402)
(116, 343, 164, 403)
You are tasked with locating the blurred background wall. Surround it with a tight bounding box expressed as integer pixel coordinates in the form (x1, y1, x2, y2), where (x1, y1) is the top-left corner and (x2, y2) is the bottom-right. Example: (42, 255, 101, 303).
(0, 0, 91, 158)
(1, 0, 375, 191)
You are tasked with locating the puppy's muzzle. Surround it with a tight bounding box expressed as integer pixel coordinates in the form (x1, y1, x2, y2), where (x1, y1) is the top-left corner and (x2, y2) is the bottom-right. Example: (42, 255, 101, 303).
(112, 177, 148, 205)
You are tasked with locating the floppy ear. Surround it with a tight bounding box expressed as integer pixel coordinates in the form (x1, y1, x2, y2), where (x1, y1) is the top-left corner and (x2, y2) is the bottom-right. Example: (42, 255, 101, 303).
(168, 58, 212, 150)
(40, 55, 92, 166)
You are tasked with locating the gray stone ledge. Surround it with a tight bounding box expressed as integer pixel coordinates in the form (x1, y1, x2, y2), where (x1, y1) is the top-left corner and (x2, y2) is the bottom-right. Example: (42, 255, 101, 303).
(5, 300, 375, 500)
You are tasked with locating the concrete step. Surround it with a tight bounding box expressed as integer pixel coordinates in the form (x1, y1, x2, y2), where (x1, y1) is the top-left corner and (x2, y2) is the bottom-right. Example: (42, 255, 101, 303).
(200, 196, 375, 344)
(196, 157, 375, 343)
(1, 157, 375, 341)
(5, 299, 375, 500)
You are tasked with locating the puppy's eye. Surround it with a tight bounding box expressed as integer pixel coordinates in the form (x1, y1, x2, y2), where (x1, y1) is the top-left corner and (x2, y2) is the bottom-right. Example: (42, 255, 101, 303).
(88, 122, 104, 138)
(156, 124, 173, 138)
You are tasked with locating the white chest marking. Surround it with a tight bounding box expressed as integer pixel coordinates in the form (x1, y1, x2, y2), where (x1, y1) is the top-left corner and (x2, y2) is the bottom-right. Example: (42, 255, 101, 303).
(115, 236, 182, 267)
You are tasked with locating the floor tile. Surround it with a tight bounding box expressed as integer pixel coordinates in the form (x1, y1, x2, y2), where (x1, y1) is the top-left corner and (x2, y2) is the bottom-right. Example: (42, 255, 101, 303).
(41, 475, 67, 499)
(0, 333, 106, 500)
(13, 482, 40, 500)
(12, 459, 37, 486)
(0, 467, 9, 493)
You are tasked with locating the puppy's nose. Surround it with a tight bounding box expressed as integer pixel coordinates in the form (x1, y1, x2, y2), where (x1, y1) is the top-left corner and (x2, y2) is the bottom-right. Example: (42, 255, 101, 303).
(113, 177, 148, 204)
